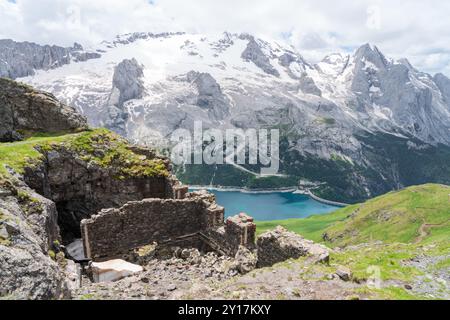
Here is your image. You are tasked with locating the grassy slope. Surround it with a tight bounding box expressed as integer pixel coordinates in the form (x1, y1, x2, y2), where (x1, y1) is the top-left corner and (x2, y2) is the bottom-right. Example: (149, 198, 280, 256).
(0, 132, 74, 176)
(258, 184, 450, 247)
(0, 128, 169, 179)
(257, 184, 450, 300)
(256, 205, 355, 242)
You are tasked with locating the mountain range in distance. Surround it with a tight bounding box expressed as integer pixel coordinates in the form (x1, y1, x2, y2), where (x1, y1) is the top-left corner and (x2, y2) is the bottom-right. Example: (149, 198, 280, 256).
(2, 31, 450, 203)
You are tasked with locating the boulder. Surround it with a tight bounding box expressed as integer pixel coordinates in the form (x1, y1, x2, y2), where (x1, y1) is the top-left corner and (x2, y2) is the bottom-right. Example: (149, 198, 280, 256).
(0, 180, 69, 299)
(66, 239, 87, 261)
(256, 226, 330, 268)
(335, 266, 352, 282)
(233, 245, 257, 274)
(0, 78, 88, 142)
(90, 259, 143, 283)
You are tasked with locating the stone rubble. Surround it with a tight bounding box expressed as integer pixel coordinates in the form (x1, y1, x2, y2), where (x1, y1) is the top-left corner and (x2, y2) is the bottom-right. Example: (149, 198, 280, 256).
(256, 226, 330, 268)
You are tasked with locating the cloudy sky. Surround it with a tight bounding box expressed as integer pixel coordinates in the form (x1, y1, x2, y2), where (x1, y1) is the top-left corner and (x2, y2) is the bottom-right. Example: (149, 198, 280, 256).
(1, 0, 450, 76)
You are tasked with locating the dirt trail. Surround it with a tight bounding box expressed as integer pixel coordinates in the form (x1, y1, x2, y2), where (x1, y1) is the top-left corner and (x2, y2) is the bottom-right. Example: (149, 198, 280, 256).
(415, 223, 446, 244)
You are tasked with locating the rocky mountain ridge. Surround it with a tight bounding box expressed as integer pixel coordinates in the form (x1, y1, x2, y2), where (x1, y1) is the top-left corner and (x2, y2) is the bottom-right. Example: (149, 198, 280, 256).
(0, 39, 101, 80)
(3, 32, 450, 202)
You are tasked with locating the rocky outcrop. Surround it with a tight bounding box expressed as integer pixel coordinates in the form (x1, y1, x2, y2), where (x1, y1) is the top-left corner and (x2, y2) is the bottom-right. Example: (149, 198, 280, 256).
(0, 39, 100, 79)
(109, 58, 145, 107)
(187, 71, 230, 120)
(434, 73, 450, 105)
(240, 35, 280, 77)
(0, 178, 70, 299)
(23, 130, 171, 243)
(0, 128, 173, 299)
(0, 78, 88, 142)
(256, 226, 330, 267)
(105, 58, 145, 135)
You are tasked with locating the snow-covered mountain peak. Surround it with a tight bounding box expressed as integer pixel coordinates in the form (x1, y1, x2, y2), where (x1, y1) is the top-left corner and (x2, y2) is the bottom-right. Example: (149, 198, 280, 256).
(2, 32, 450, 199)
(316, 53, 350, 76)
(2, 31, 450, 150)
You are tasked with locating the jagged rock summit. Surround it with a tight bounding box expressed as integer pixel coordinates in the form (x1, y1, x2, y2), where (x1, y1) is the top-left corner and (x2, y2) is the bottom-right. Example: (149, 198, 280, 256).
(0, 39, 101, 79)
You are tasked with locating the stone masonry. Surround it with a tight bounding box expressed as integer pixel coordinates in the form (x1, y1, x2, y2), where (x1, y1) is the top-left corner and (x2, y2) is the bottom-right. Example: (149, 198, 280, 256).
(256, 226, 330, 267)
(205, 213, 257, 257)
(81, 196, 224, 259)
(80, 188, 259, 260)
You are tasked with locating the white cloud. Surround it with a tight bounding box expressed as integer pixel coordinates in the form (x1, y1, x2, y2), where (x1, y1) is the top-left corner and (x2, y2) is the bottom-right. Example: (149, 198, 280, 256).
(1, 0, 450, 76)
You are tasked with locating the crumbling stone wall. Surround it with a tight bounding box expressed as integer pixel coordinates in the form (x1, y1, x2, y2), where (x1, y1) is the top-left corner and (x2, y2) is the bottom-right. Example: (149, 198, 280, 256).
(81, 197, 225, 259)
(256, 226, 330, 267)
(206, 213, 257, 257)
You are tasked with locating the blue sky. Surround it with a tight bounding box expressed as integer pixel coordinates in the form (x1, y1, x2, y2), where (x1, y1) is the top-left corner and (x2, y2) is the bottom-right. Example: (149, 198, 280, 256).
(1, 0, 450, 76)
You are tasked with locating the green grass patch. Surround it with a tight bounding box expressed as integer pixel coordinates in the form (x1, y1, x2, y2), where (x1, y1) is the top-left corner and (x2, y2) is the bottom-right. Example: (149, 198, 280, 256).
(323, 184, 450, 246)
(0, 128, 169, 180)
(356, 286, 429, 300)
(256, 205, 356, 242)
(64, 128, 169, 179)
(330, 243, 422, 282)
(0, 132, 79, 176)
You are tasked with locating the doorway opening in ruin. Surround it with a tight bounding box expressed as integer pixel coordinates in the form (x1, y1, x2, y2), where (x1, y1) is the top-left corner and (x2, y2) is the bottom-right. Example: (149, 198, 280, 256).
(55, 199, 94, 245)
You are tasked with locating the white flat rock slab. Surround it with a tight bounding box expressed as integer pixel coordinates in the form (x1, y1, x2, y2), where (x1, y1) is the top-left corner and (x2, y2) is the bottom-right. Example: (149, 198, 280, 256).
(90, 259, 143, 283)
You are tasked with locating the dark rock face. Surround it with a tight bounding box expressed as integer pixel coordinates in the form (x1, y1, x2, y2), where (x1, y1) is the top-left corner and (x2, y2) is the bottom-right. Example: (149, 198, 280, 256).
(105, 58, 145, 135)
(187, 71, 230, 120)
(0, 78, 88, 142)
(0, 39, 101, 79)
(109, 58, 145, 107)
(240, 35, 280, 77)
(256, 226, 329, 268)
(299, 76, 322, 96)
(434, 73, 450, 105)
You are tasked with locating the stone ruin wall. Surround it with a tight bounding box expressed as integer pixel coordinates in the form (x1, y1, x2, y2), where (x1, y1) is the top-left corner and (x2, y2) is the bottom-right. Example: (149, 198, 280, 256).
(205, 213, 257, 257)
(81, 189, 258, 260)
(81, 198, 214, 259)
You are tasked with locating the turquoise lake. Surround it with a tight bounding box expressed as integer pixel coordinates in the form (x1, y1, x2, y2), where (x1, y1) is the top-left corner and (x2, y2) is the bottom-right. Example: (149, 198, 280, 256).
(205, 190, 340, 221)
